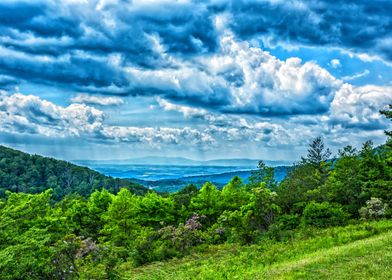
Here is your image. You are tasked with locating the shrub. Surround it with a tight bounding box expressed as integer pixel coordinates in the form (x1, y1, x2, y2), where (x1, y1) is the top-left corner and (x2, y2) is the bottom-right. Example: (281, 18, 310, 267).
(267, 214, 301, 241)
(359, 197, 388, 220)
(301, 201, 349, 228)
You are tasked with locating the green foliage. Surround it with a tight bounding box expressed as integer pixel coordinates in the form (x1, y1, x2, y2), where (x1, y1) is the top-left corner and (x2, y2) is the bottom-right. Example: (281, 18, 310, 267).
(190, 182, 222, 225)
(249, 160, 277, 190)
(0, 106, 391, 278)
(359, 197, 388, 220)
(100, 188, 140, 248)
(128, 220, 392, 280)
(217, 185, 280, 244)
(0, 145, 148, 200)
(325, 146, 365, 216)
(221, 176, 249, 211)
(302, 201, 349, 228)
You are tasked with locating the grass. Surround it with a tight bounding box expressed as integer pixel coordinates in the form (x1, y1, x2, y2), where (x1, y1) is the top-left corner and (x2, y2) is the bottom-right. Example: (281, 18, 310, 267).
(125, 220, 392, 280)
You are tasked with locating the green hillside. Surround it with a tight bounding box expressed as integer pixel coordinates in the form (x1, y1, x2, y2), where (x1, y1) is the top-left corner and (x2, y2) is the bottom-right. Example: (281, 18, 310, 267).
(0, 124, 391, 279)
(0, 145, 148, 200)
(130, 220, 392, 280)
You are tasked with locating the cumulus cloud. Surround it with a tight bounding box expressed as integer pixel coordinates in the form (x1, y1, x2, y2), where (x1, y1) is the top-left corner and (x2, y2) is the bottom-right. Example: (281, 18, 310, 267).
(329, 84, 392, 130)
(71, 93, 124, 106)
(156, 96, 308, 147)
(201, 34, 341, 115)
(100, 126, 215, 146)
(112, 33, 341, 116)
(156, 97, 230, 125)
(0, 91, 215, 146)
(0, 1, 390, 157)
(0, 91, 104, 137)
(0, 0, 389, 118)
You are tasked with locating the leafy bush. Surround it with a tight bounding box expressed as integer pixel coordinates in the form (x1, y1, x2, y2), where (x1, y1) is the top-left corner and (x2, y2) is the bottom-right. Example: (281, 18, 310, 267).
(359, 197, 388, 220)
(301, 201, 349, 228)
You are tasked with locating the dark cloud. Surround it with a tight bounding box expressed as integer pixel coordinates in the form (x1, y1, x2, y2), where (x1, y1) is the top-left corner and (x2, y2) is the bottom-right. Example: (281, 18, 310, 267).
(0, 1, 83, 38)
(228, 0, 392, 61)
(0, 0, 390, 118)
(0, 75, 19, 88)
(0, 50, 130, 89)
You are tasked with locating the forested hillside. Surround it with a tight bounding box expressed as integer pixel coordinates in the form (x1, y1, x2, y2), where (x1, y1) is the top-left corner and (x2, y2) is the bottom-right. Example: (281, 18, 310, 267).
(0, 107, 391, 279)
(0, 145, 149, 200)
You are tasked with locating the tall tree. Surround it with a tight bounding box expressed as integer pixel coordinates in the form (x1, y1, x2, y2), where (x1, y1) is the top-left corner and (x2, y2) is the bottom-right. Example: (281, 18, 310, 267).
(249, 161, 277, 191)
(278, 137, 332, 213)
(380, 104, 392, 137)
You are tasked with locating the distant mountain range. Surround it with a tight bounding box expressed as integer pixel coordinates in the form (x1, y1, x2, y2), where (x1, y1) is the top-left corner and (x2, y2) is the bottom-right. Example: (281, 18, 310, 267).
(74, 156, 291, 167)
(74, 156, 292, 192)
(129, 166, 291, 193)
(0, 145, 292, 195)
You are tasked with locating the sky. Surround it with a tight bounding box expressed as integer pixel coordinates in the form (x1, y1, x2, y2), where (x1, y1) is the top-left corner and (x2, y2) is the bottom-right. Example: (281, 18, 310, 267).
(0, 0, 391, 161)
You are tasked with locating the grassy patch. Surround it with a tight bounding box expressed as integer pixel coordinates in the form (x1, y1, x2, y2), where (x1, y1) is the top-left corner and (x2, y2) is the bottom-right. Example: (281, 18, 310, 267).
(127, 220, 392, 280)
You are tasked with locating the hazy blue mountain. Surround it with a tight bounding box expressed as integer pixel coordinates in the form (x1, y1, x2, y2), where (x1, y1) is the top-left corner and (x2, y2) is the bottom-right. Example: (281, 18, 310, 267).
(74, 157, 292, 193)
(128, 166, 290, 193)
(74, 156, 291, 167)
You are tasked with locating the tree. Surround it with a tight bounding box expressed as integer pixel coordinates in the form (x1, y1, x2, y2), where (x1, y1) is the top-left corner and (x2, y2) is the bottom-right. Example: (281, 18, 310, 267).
(249, 161, 277, 191)
(380, 104, 392, 137)
(100, 189, 140, 249)
(219, 184, 280, 244)
(137, 192, 175, 228)
(190, 182, 222, 225)
(325, 146, 365, 216)
(278, 137, 332, 213)
(302, 136, 332, 167)
(173, 184, 199, 222)
(86, 189, 113, 239)
(221, 176, 249, 211)
(301, 201, 349, 228)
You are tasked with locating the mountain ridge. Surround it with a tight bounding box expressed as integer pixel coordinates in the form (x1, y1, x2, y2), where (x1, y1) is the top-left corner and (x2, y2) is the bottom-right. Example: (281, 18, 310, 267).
(74, 156, 291, 167)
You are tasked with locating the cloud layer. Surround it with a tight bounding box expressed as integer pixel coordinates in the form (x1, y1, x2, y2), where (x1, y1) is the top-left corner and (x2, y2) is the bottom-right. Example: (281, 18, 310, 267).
(0, 1, 391, 159)
(0, 1, 390, 115)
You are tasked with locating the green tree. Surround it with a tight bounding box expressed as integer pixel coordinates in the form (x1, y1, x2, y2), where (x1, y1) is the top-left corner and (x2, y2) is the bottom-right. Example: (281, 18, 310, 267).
(219, 184, 280, 244)
(325, 146, 365, 216)
(190, 182, 222, 225)
(380, 104, 392, 137)
(221, 176, 249, 211)
(100, 189, 140, 249)
(173, 184, 199, 221)
(278, 137, 332, 213)
(86, 189, 113, 239)
(249, 161, 277, 191)
(137, 192, 175, 228)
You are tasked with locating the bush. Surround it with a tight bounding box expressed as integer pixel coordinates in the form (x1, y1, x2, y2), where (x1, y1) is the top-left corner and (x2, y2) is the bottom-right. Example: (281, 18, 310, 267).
(267, 214, 301, 241)
(359, 197, 388, 220)
(302, 202, 349, 228)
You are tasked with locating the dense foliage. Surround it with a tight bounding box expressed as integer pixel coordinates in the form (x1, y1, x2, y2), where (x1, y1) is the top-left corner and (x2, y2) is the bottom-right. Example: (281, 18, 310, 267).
(0, 145, 149, 200)
(0, 105, 391, 279)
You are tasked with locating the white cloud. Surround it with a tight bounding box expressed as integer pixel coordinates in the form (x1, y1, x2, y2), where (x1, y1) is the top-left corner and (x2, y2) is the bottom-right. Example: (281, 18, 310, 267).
(0, 91, 215, 147)
(71, 93, 124, 106)
(101, 126, 215, 146)
(0, 91, 104, 137)
(330, 59, 341, 68)
(342, 69, 370, 81)
(118, 33, 342, 116)
(198, 33, 342, 115)
(157, 97, 207, 119)
(329, 84, 392, 129)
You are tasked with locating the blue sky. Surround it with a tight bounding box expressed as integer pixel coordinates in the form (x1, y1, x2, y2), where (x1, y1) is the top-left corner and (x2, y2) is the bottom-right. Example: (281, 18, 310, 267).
(0, 0, 391, 161)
